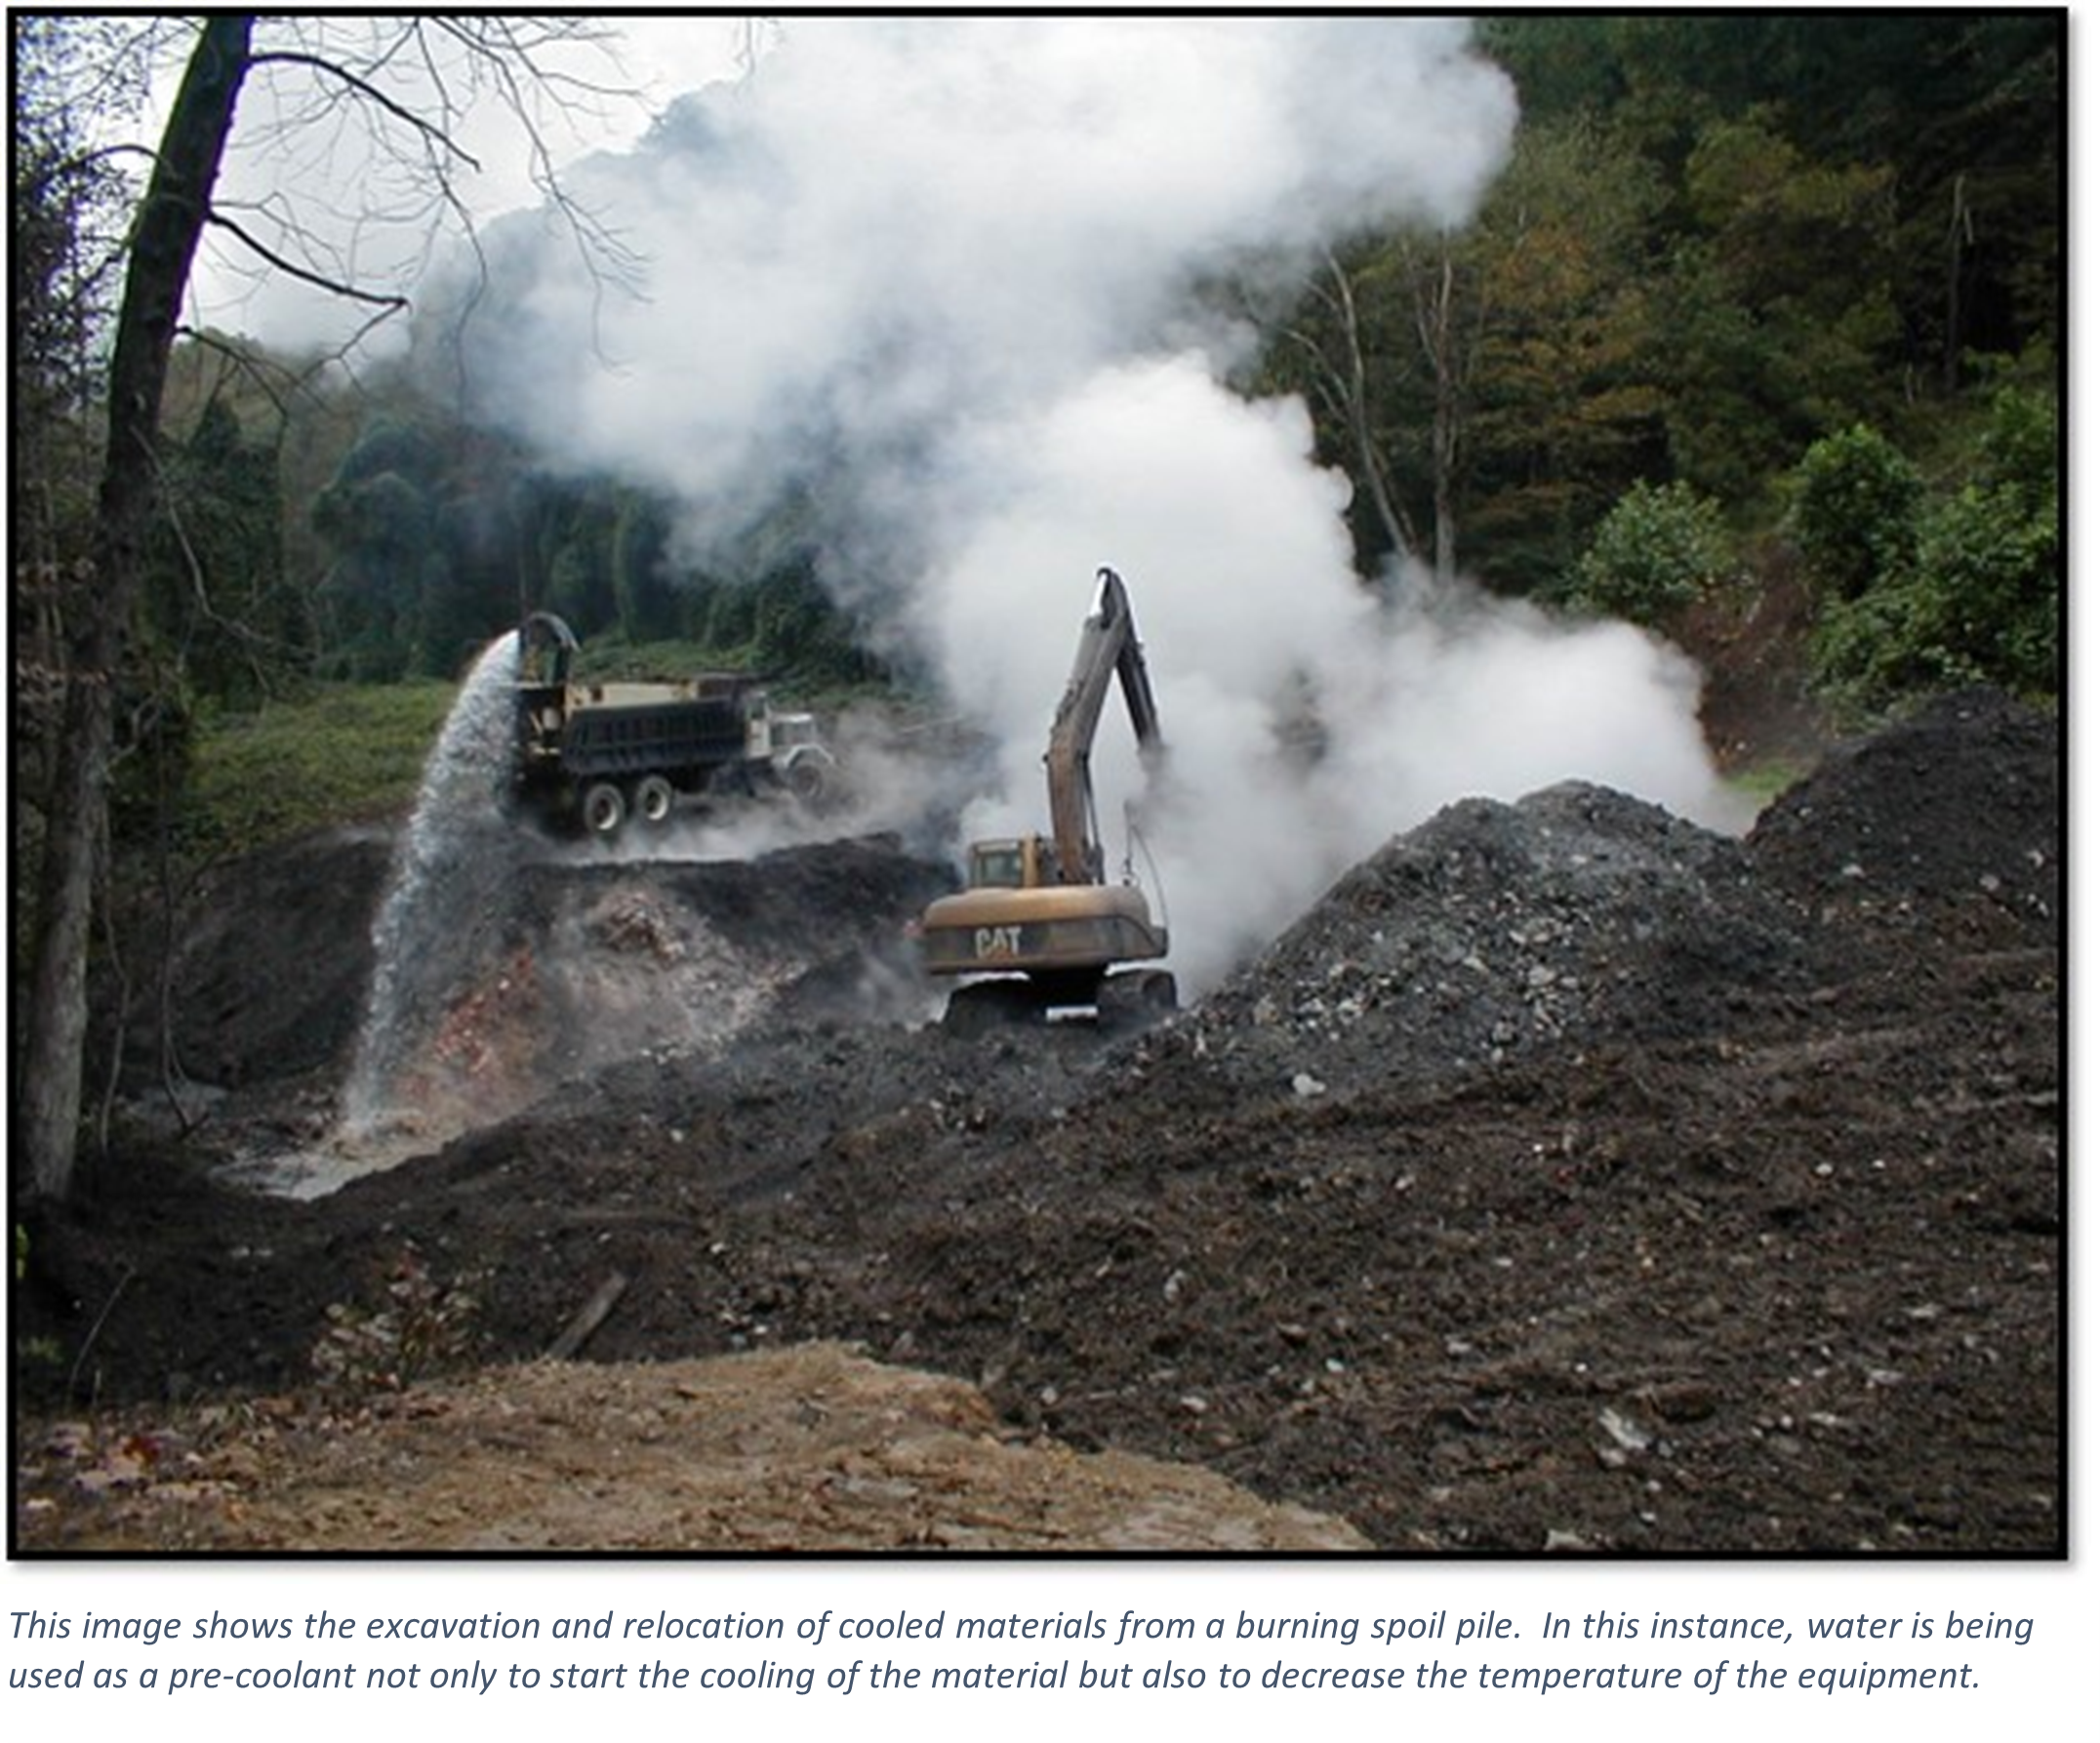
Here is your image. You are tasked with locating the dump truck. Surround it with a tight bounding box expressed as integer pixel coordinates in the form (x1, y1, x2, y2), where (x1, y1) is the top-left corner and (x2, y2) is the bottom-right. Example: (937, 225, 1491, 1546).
(912, 567, 1176, 1033)
(512, 611, 833, 837)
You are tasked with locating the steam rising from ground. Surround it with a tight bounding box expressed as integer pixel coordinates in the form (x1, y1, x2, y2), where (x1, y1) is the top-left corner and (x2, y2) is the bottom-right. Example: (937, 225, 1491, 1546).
(922, 359, 1737, 988)
(459, 18, 1740, 993)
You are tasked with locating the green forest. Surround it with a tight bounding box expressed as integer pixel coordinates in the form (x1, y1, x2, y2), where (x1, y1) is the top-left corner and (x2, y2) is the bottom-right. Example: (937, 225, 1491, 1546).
(16, 16, 2059, 762)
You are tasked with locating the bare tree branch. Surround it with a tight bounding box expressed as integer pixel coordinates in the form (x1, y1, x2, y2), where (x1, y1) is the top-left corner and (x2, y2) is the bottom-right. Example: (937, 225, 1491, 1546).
(425, 17, 646, 287)
(204, 209, 412, 307)
(1325, 248, 1421, 570)
(248, 47, 482, 172)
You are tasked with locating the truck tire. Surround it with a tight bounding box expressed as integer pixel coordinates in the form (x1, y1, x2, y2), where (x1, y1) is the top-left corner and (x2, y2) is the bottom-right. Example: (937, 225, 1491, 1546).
(780, 750, 831, 805)
(633, 774, 676, 828)
(581, 781, 626, 838)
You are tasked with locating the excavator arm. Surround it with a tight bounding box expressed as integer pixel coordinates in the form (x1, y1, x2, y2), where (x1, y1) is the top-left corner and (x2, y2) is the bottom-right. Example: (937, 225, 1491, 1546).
(1043, 567, 1165, 886)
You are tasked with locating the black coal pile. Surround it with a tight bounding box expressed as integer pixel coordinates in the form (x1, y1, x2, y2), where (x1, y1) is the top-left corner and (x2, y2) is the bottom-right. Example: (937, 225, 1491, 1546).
(1745, 686, 2060, 946)
(1177, 782, 1805, 1102)
(119, 825, 397, 1090)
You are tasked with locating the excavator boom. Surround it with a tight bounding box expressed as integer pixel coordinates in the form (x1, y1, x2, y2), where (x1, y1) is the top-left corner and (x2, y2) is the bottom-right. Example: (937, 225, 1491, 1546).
(1043, 568, 1164, 885)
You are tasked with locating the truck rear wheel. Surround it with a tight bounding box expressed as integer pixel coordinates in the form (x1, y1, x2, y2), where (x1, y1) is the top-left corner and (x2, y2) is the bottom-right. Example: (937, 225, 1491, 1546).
(633, 774, 676, 828)
(581, 781, 626, 837)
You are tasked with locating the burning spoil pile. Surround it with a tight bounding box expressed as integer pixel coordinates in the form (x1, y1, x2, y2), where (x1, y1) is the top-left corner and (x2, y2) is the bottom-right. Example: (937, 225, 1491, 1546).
(36, 689, 2059, 1554)
(498, 838, 952, 1092)
(113, 804, 954, 1183)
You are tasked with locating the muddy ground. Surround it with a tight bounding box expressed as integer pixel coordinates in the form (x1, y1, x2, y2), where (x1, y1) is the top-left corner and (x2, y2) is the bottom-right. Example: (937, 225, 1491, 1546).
(12, 689, 2062, 1555)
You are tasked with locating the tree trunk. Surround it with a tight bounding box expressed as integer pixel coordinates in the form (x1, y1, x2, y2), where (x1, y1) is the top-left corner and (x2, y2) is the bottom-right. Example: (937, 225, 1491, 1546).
(1943, 174, 1971, 393)
(19, 16, 254, 1202)
(1323, 251, 1421, 568)
(1418, 251, 1462, 588)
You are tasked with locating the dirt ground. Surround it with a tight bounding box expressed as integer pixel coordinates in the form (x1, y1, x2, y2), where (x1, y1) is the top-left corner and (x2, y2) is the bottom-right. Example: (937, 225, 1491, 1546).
(12, 689, 2062, 1556)
(17, 1344, 1362, 1552)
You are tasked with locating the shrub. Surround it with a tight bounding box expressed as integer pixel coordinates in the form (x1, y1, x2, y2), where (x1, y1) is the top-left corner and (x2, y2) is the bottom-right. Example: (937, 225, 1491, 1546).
(1808, 575, 1960, 717)
(1788, 424, 1922, 601)
(1807, 390, 2058, 714)
(310, 1243, 482, 1396)
(1565, 479, 1734, 625)
(1973, 383, 2057, 509)
(1913, 477, 2058, 693)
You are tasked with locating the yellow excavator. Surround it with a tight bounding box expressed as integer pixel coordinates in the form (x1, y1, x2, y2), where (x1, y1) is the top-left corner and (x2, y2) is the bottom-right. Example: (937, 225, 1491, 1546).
(914, 567, 1177, 1034)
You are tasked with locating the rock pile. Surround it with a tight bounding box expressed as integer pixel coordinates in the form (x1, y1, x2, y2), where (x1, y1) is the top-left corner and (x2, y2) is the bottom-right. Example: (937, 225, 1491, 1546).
(1176, 781, 1803, 1099)
(1746, 686, 2059, 944)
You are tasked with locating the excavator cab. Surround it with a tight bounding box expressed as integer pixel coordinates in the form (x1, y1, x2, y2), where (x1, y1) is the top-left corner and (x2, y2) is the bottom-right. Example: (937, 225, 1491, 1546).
(966, 835, 1074, 890)
(965, 839, 1031, 889)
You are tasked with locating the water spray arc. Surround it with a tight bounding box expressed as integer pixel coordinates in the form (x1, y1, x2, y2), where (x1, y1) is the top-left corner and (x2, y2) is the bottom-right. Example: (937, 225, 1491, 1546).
(342, 630, 524, 1135)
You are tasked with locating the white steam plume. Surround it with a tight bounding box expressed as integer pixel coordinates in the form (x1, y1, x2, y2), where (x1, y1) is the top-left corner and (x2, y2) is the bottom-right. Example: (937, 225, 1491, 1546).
(923, 358, 1739, 990)
(458, 18, 1741, 994)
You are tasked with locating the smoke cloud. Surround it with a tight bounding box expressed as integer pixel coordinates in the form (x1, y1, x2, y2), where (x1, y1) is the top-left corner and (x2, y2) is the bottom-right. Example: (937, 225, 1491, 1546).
(455, 17, 1742, 994)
